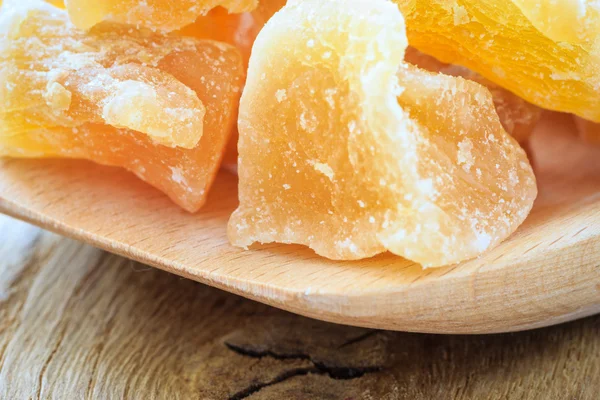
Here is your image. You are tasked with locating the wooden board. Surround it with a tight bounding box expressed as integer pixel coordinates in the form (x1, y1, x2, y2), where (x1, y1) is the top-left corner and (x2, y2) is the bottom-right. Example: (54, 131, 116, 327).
(2, 216, 599, 399)
(1, 112, 599, 334)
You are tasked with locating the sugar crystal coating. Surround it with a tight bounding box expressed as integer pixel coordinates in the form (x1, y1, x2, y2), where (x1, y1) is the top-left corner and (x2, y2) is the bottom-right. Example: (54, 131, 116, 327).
(0, 0, 244, 212)
(405, 48, 541, 144)
(228, 0, 537, 267)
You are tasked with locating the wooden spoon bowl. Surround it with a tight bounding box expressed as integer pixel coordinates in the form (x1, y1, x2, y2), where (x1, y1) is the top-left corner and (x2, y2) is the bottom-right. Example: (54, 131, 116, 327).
(1, 113, 599, 334)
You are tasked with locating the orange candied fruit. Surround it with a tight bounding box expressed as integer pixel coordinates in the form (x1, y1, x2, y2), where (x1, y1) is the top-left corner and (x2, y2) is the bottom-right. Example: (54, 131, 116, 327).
(177, 0, 287, 165)
(228, 0, 537, 267)
(178, 0, 286, 66)
(573, 117, 600, 145)
(404, 48, 541, 144)
(65, 0, 258, 32)
(393, 0, 600, 122)
(179, 8, 260, 68)
(0, 0, 244, 212)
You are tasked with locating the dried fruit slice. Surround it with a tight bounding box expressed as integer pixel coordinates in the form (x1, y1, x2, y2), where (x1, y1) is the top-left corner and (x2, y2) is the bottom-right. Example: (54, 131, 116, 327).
(228, 0, 537, 267)
(405, 48, 541, 143)
(0, 0, 244, 212)
(394, 0, 600, 122)
(65, 0, 258, 32)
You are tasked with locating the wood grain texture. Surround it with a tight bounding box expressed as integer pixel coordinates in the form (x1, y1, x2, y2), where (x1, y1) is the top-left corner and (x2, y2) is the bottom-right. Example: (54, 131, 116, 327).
(0, 215, 599, 399)
(0, 112, 599, 334)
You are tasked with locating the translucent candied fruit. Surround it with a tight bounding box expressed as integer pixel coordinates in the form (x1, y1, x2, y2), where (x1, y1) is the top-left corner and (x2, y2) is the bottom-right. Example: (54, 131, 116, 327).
(65, 0, 258, 32)
(178, 0, 286, 165)
(228, 0, 537, 267)
(0, 0, 244, 212)
(511, 0, 600, 44)
(394, 0, 600, 122)
(178, 8, 261, 68)
(404, 48, 541, 144)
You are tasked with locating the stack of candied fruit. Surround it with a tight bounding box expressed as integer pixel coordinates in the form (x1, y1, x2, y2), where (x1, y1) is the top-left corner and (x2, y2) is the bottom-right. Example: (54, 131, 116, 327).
(1, 0, 598, 267)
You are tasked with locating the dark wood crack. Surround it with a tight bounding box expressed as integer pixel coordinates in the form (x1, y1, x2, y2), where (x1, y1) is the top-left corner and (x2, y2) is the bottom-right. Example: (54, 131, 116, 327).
(228, 367, 318, 400)
(225, 341, 382, 399)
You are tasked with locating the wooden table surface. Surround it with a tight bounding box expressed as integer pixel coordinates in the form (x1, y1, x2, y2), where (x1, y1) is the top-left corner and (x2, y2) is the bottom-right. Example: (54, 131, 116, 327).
(1, 214, 598, 399)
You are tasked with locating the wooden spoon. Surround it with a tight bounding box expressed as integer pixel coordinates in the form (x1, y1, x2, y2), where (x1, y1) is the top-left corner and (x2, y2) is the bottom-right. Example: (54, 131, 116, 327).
(1, 113, 599, 334)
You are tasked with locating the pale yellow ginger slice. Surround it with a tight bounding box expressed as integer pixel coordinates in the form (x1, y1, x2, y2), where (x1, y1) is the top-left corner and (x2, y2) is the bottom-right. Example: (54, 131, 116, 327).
(228, 0, 537, 267)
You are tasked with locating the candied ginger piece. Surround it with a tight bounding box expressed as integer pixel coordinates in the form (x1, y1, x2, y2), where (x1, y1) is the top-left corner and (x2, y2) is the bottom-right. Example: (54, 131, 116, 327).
(573, 117, 600, 145)
(0, 0, 244, 212)
(228, 0, 537, 267)
(404, 48, 541, 144)
(178, 0, 287, 165)
(65, 0, 258, 32)
(394, 0, 600, 122)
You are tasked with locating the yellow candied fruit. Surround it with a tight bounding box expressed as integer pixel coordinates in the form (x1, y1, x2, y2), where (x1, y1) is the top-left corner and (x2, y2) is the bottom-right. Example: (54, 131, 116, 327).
(0, 0, 244, 212)
(228, 0, 537, 267)
(65, 0, 258, 32)
(404, 48, 541, 144)
(511, 0, 600, 44)
(394, 0, 600, 122)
